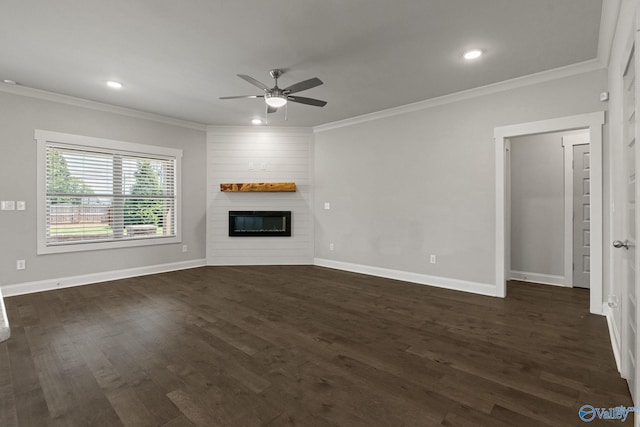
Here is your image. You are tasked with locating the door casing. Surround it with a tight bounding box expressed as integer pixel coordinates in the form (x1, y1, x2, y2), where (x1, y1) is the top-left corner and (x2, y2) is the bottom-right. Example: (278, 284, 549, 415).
(494, 112, 605, 314)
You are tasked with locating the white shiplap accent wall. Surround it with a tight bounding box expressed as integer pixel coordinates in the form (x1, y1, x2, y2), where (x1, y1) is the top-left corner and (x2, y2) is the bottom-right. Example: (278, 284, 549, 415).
(207, 127, 314, 265)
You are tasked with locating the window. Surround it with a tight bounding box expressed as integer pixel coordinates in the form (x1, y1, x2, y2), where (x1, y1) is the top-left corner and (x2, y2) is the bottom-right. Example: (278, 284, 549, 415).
(36, 130, 182, 254)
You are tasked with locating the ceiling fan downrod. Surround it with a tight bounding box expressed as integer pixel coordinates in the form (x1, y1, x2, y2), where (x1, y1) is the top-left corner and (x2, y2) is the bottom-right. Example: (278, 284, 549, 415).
(269, 69, 283, 87)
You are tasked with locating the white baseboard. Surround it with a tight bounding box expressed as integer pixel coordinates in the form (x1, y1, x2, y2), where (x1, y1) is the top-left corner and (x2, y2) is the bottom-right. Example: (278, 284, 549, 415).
(509, 270, 568, 287)
(207, 258, 313, 266)
(1, 259, 207, 297)
(314, 258, 498, 297)
(603, 302, 622, 373)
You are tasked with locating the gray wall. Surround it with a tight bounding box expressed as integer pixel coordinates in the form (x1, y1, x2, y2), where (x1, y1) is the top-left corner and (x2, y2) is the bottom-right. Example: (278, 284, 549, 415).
(0, 67, 609, 298)
(314, 69, 607, 288)
(0, 90, 207, 287)
(207, 127, 314, 265)
(509, 131, 571, 278)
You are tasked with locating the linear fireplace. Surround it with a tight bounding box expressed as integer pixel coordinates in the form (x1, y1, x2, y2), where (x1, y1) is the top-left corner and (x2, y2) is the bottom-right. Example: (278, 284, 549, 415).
(229, 211, 292, 237)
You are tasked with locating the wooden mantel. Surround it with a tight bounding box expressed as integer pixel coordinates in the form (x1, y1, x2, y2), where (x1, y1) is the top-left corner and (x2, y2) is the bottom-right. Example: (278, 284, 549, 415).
(220, 182, 297, 192)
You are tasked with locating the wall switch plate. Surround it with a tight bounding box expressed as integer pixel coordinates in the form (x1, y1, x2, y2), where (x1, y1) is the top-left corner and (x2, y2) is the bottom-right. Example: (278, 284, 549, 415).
(329, 243, 335, 251)
(1, 201, 15, 211)
(16, 259, 25, 270)
(249, 162, 255, 170)
(182, 245, 188, 253)
(324, 202, 331, 210)
(430, 254, 437, 264)
(16, 201, 26, 210)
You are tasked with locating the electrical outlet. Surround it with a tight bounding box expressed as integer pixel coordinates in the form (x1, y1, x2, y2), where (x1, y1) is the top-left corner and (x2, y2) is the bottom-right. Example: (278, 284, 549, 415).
(16, 259, 25, 270)
(430, 254, 437, 264)
(182, 245, 188, 253)
(324, 202, 331, 210)
(248, 162, 255, 170)
(16, 201, 26, 210)
(329, 243, 335, 251)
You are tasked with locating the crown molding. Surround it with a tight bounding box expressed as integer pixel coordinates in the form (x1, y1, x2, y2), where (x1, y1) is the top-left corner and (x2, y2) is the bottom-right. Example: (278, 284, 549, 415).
(313, 59, 605, 133)
(0, 83, 207, 131)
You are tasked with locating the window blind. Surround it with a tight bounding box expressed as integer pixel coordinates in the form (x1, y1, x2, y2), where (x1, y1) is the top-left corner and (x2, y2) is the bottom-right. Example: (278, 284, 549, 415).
(45, 143, 177, 246)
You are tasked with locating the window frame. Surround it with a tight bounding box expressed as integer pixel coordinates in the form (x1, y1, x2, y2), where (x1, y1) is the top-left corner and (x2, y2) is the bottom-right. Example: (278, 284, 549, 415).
(36, 130, 182, 254)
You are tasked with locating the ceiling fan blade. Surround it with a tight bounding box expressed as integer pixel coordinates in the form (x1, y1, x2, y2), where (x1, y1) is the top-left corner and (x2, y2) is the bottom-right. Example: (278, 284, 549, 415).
(267, 106, 278, 114)
(287, 95, 327, 107)
(237, 74, 270, 91)
(283, 77, 323, 94)
(219, 95, 263, 100)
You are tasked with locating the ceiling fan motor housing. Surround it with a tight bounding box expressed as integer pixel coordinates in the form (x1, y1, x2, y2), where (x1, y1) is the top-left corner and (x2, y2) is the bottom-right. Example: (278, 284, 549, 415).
(269, 69, 284, 80)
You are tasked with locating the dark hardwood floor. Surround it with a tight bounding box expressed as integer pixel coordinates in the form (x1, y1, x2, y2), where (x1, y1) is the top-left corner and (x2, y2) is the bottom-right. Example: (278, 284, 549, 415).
(0, 266, 633, 426)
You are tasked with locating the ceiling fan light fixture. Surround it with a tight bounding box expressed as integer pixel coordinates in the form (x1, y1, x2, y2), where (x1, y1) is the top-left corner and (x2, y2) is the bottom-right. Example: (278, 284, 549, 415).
(264, 93, 287, 108)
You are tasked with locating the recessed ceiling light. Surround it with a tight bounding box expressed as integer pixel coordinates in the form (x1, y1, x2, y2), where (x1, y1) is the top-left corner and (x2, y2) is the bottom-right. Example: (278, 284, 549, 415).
(463, 49, 483, 60)
(251, 119, 263, 125)
(2, 79, 17, 85)
(106, 81, 123, 89)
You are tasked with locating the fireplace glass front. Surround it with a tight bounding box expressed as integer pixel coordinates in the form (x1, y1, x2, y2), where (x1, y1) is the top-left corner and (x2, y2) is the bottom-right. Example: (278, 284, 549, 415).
(228, 211, 292, 237)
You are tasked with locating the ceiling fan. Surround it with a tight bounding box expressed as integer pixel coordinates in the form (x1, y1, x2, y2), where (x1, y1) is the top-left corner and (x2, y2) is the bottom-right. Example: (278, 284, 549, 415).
(220, 69, 327, 115)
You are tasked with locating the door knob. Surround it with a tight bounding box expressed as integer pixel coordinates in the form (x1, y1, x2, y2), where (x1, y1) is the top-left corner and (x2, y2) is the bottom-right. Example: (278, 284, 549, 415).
(613, 240, 630, 250)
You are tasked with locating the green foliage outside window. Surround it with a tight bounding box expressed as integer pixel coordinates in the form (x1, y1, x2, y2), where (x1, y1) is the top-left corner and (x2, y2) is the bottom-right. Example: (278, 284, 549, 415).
(47, 150, 93, 204)
(124, 161, 164, 226)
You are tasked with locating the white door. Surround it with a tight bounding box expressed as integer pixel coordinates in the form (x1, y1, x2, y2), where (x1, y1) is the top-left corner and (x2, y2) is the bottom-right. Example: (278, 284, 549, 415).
(573, 144, 591, 289)
(619, 44, 637, 403)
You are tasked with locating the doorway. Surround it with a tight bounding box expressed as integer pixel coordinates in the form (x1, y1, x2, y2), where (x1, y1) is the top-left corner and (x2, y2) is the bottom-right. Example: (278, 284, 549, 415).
(507, 130, 590, 289)
(494, 112, 605, 314)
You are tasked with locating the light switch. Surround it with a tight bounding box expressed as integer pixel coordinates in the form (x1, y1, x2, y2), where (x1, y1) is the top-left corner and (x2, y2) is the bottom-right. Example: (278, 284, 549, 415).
(1, 201, 15, 211)
(16, 201, 26, 211)
(324, 202, 331, 210)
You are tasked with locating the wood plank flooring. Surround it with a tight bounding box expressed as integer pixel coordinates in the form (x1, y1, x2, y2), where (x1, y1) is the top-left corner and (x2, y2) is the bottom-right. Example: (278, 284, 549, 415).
(0, 266, 633, 426)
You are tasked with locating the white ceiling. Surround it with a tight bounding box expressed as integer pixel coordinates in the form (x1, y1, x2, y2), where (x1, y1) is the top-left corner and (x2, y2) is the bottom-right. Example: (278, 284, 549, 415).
(0, 0, 603, 127)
